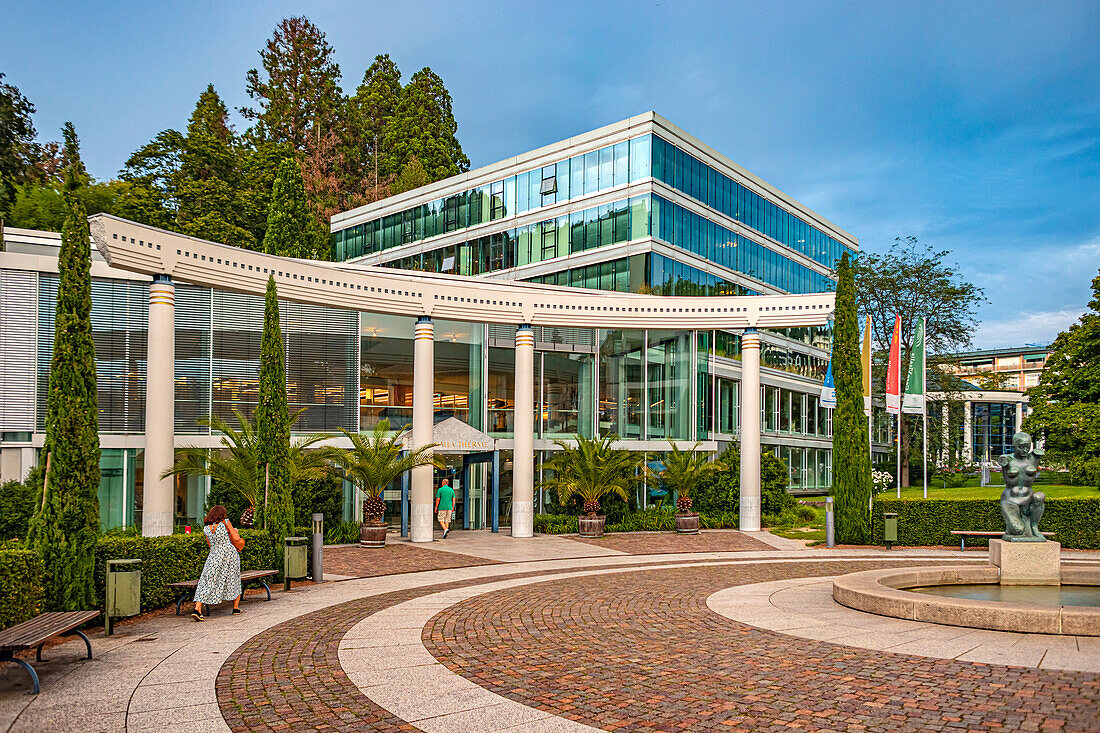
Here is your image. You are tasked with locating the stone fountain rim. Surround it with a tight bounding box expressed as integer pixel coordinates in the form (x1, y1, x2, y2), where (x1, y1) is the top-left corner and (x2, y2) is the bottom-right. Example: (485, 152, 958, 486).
(831, 565, 1100, 636)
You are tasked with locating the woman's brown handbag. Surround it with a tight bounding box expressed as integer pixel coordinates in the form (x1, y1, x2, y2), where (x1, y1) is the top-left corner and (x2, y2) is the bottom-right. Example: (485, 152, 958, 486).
(226, 520, 246, 552)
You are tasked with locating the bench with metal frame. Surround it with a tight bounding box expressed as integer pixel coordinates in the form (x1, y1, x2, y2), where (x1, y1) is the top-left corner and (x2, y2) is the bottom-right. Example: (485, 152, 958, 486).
(949, 530, 1056, 551)
(0, 610, 99, 694)
(166, 569, 278, 615)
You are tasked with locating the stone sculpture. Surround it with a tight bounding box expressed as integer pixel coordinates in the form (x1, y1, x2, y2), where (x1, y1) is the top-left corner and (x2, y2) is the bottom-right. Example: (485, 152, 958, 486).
(996, 431, 1046, 541)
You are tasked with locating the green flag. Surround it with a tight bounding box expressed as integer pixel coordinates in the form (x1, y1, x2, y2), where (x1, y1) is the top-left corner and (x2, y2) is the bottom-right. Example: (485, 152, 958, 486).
(902, 317, 925, 414)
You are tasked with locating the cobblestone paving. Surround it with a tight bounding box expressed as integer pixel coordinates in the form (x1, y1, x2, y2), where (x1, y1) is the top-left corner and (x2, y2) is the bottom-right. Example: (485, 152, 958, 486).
(324, 542, 493, 578)
(425, 562, 1100, 733)
(571, 530, 774, 554)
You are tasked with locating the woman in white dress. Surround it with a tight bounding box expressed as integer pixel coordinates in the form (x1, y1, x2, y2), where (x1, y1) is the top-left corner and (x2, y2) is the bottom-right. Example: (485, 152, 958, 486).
(192, 505, 243, 621)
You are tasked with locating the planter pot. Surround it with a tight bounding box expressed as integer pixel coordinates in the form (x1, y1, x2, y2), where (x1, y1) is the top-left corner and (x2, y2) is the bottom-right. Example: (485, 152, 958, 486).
(676, 513, 700, 534)
(359, 523, 387, 548)
(578, 514, 606, 538)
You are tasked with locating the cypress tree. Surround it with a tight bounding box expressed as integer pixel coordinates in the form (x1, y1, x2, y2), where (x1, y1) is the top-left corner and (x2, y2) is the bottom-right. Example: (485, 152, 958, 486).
(26, 164, 101, 610)
(831, 251, 871, 543)
(256, 276, 293, 544)
(263, 157, 324, 259)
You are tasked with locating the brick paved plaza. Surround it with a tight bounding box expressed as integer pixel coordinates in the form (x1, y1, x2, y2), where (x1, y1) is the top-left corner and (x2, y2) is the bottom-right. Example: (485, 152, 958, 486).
(2, 534, 1098, 732)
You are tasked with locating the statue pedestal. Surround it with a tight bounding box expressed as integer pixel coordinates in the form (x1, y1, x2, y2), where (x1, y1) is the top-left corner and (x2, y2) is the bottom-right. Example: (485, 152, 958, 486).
(989, 539, 1061, 586)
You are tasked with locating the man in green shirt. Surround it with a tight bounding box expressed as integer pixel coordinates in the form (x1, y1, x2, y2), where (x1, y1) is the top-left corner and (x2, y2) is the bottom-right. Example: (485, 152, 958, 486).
(434, 479, 456, 539)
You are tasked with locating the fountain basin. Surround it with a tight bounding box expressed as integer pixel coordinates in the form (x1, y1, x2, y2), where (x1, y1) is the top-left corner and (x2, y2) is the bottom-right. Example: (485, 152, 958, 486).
(832, 566, 1100, 636)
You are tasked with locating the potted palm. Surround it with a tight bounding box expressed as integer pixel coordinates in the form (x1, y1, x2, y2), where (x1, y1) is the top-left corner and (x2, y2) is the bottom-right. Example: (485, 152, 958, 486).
(165, 409, 330, 527)
(654, 442, 719, 534)
(540, 434, 639, 538)
(325, 419, 437, 548)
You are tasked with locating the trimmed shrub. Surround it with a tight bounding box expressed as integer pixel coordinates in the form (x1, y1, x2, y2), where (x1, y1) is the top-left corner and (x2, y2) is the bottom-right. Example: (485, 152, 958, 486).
(0, 546, 45, 630)
(871, 498, 1100, 550)
(695, 446, 793, 515)
(1068, 457, 1100, 488)
(93, 529, 276, 612)
(0, 478, 37, 541)
(534, 510, 742, 534)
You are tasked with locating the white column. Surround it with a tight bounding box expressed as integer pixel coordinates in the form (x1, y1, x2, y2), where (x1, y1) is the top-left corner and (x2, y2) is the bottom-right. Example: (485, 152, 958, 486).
(739, 329, 761, 532)
(143, 276, 175, 536)
(410, 317, 435, 543)
(963, 400, 973, 462)
(512, 325, 535, 538)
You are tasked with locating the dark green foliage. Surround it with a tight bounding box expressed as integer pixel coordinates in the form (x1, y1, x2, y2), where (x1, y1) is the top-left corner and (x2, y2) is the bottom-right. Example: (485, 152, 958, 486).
(26, 187, 101, 612)
(1068, 457, 1100, 488)
(175, 85, 256, 249)
(292, 475, 344, 528)
(539, 434, 640, 516)
(532, 510, 743, 535)
(0, 477, 37, 541)
(693, 445, 794, 515)
(871, 498, 1100, 550)
(115, 129, 186, 230)
(256, 277, 293, 542)
(345, 54, 403, 186)
(263, 158, 325, 259)
(324, 520, 361, 545)
(832, 251, 872, 543)
(9, 180, 122, 231)
(0, 73, 39, 221)
(243, 16, 343, 152)
(0, 547, 45, 630)
(384, 67, 469, 181)
(93, 529, 276, 612)
(391, 156, 430, 195)
(1024, 270, 1100, 465)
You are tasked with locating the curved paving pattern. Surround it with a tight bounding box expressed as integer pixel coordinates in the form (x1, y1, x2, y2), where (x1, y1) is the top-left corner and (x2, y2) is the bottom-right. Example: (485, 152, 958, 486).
(424, 562, 1100, 732)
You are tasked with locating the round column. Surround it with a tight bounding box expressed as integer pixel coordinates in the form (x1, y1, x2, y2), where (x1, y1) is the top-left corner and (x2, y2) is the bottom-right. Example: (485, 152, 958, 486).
(143, 275, 175, 536)
(963, 400, 973, 461)
(739, 329, 761, 532)
(410, 317, 435, 543)
(512, 325, 535, 538)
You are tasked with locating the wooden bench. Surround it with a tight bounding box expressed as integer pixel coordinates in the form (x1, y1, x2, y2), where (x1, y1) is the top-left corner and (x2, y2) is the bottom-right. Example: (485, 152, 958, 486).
(0, 610, 99, 694)
(950, 530, 1056, 551)
(167, 569, 279, 615)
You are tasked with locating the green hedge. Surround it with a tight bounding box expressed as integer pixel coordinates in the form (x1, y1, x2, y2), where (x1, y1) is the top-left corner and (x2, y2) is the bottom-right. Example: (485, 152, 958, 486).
(534, 509, 743, 535)
(0, 547, 45, 630)
(93, 529, 277, 612)
(872, 498, 1100, 550)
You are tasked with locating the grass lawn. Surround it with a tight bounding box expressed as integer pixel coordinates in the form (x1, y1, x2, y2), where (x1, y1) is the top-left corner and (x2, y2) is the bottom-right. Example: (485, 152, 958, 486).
(769, 502, 826, 542)
(893, 484, 1097, 500)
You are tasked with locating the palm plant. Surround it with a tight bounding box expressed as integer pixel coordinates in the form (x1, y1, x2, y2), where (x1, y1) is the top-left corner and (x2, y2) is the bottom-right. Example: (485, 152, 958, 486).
(164, 409, 331, 526)
(653, 442, 719, 514)
(540, 434, 640, 517)
(323, 419, 438, 525)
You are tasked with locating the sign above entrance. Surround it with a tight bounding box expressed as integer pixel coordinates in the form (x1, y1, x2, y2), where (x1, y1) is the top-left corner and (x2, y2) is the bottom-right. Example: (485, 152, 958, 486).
(400, 417, 495, 453)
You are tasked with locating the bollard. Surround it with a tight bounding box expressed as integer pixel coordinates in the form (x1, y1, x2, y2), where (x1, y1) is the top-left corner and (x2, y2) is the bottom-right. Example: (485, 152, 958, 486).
(312, 513, 324, 583)
(825, 497, 835, 548)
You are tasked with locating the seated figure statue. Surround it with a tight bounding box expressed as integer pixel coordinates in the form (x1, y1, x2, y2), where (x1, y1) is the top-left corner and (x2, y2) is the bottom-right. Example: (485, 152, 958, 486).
(996, 431, 1046, 541)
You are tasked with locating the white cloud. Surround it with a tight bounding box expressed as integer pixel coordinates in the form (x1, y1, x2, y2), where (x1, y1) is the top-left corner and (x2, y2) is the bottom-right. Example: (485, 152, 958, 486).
(974, 310, 1084, 349)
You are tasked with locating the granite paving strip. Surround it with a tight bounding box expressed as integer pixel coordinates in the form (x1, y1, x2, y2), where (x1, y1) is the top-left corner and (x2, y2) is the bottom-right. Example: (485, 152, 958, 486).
(425, 561, 1100, 733)
(708, 577, 1100, 673)
(570, 529, 774, 554)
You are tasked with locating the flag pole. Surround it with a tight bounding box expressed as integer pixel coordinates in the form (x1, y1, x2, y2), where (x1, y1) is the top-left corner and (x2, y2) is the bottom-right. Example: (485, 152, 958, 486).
(896, 331, 902, 500)
(922, 319, 928, 499)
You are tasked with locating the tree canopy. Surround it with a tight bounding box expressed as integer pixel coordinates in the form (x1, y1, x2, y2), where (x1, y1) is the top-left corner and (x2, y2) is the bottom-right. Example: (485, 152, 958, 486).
(853, 236, 984, 484)
(1024, 270, 1100, 466)
(3, 17, 468, 252)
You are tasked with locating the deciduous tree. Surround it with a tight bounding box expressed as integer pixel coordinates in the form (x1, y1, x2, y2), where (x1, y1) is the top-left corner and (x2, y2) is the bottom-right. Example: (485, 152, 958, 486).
(1024, 270, 1100, 470)
(853, 237, 984, 485)
(0, 74, 40, 221)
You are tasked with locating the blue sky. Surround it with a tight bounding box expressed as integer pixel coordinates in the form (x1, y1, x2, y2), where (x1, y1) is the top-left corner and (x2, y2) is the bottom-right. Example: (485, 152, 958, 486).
(2, 0, 1097, 350)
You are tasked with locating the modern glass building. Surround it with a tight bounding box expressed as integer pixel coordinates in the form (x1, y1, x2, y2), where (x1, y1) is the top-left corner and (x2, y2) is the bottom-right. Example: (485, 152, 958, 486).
(0, 113, 860, 531)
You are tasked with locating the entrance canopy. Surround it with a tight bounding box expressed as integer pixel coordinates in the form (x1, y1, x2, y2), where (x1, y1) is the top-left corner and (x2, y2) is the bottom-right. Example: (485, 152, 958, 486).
(400, 417, 494, 454)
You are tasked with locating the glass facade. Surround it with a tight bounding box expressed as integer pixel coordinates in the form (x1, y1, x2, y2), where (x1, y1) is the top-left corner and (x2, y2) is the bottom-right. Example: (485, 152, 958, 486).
(972, 402, 1017, 460)
(332, 136, 653, 261)
(650, 135, 848, 269)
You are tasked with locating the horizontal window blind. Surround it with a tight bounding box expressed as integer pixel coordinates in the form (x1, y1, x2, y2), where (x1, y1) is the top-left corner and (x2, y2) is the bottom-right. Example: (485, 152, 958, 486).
(0, 269, 38, 431)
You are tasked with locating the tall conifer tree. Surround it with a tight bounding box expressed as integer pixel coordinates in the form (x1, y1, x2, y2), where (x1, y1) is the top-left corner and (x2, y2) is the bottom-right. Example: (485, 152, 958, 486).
(256, 276, 293, 543)
(832, 251, 871, 543)
(384, 67, 469, 181)
(263, 157, 324, 259)
(27, 126, 101, 609)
